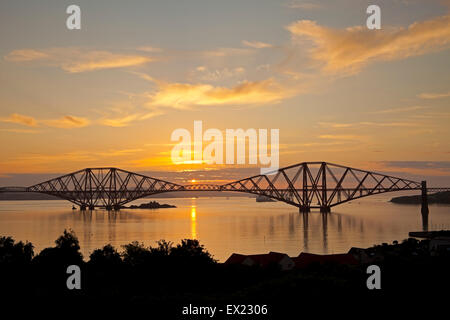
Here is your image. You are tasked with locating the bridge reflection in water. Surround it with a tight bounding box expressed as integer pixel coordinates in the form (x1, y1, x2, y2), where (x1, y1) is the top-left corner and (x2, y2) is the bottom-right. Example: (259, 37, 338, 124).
(0, 194, 444, 260)
(65, 201, 432, 256)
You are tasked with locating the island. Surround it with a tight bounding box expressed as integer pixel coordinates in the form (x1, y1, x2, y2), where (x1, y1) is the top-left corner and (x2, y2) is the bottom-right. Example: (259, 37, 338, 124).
(390, 191, 450, 204)
(121, 201, 176, 209)
(256, 195, 276, 202)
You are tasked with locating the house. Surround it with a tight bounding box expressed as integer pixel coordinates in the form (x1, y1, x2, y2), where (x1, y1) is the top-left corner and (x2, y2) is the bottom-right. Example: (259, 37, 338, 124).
(429, 237, 450, 255)
(224, 251, 295, 270)
(293, 252, 359, 269)
(348, 247, 371, 264)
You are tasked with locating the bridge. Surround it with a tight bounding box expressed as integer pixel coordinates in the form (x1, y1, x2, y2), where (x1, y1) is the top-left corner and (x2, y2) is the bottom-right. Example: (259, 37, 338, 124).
(0, 162, 448, 213)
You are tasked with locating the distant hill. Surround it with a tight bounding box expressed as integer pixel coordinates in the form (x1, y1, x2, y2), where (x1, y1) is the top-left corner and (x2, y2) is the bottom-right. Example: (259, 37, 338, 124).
(390, 191, 450, 204)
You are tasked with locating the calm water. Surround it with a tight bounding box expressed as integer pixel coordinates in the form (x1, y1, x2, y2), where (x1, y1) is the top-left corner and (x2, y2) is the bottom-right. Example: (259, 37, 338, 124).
(1, 193, 449, 261)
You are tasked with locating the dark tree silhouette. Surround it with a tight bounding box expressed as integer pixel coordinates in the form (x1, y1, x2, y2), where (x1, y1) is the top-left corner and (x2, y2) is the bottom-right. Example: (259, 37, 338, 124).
(89, 244, 122, 266)
(0, 236, 34, 265)
(170, 239, 215, 263)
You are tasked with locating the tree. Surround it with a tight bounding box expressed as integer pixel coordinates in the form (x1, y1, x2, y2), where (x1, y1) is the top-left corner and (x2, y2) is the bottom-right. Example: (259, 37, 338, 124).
(0, 236, 34, 265)
(89, 244, 122, 266)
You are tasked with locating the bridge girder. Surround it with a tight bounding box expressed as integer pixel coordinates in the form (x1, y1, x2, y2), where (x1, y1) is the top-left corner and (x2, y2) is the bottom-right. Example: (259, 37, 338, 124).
(21, 162, 425, 209)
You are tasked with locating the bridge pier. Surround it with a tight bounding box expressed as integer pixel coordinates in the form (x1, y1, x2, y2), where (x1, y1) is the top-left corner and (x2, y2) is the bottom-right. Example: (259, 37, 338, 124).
(299, 206, 310, 213)
(421, 181, 429, 231)
(320, 206, 331, 213)
(88, 205, 95, 210)
(80, 205, 87, 211)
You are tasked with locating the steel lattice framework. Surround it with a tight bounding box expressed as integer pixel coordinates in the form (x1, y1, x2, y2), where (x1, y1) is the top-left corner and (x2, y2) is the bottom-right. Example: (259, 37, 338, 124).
(26, 168, 184, 210)
(1, 162, 444, 211)
(221, 162, 423, 212)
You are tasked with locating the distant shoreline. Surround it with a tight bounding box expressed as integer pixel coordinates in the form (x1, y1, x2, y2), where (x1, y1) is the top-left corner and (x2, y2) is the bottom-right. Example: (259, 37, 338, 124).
(0, 191, 254, 201)
(390, 191, 450, 204)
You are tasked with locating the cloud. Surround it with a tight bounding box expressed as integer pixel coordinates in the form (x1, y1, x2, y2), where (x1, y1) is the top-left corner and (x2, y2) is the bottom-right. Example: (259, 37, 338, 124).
(242, 40, 273, 49)
(0, 113, 38, 127)
(418, 91, 450, 99)
(136, 46, 163, 53)
(5, 48, 152, 73)
(147, 78, 293, 109)
(286, 15, 450, 74)
(0, 113, 89, 129)
(193, 66, 245, 81)
(4, 49, 48, 62)
(43, 115, 90, 128)
(99, 111, 162, 127)
(381, 161, 450, 170)
(201, 47, 254, 57)
(318, 134, 363, 140)
(369, 106, 428, 114)
(286, 1, 322, 10)
(0, 128, 39, 134)
(318, 121, 418, 128)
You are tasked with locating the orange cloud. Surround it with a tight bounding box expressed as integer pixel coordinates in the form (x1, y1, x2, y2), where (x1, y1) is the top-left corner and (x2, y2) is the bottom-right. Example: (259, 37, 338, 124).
(418, 91, 450, 99)
(0, 113, 38, 127)
(43, 115, 90, 128)
(4, 49, 48, 61)
(287, 15, 450, 74)
(5, 48, 152, 73)
(0, 113, 89, 129)
(99, 111, 162, 127)
(242, 40, 273, 49)
(148, 78, 293, 109)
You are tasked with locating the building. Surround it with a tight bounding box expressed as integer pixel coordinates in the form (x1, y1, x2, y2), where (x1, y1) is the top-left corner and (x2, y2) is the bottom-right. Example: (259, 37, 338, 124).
(293, 252, 359, 268)
(224, 251, 295, 270)
(429, 237, 450, 255)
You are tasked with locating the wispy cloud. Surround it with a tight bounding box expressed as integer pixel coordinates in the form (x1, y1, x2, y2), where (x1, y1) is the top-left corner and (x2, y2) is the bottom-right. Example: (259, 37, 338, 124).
(286, 1, 322, 10)
(193, 66, 245, 81)
(136, 46, 163, 53)
(42, 116, 90, 128)
(201, 47, 254, 57)
(318, 134, 363, 141)
(286, 14, 450, 74)
(0, 113, 38, 127)
(99, 111, 161, 127)
(0, 113, 89, 129)
(369, 106, 428, 114)
(318, 121, 418, 128)
(5, 48, 152, 73)
(418, 91, 450, 99)
(146, 78, 294, 109)
(242, 40, 273, 49)
(0, 128, 39, 134)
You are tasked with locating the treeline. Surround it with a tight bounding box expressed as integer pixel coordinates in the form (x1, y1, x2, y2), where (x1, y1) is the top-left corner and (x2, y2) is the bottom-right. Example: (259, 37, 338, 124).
(1, 231, 449, 316)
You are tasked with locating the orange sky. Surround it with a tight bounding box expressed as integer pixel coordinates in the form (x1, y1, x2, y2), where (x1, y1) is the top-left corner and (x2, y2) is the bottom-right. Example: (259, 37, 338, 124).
(0, 0, 449, 185)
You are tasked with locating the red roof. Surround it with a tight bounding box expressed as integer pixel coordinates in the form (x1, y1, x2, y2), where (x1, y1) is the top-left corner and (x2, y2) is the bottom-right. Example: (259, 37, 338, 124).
(224, 253, 248, 265)
(293, 252, 358, 268)
(224, 251, 289, 267)
(247, 252, 289, 267)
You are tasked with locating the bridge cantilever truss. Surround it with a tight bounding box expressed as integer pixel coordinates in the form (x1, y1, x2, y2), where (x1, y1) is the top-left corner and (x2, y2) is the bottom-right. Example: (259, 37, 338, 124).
(26, 168, 185, 210)
(1, 162, 444, 212)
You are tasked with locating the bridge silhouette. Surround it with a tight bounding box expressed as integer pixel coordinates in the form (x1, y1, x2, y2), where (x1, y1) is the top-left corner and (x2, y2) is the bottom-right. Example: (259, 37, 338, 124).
(1, 162, 448, 213)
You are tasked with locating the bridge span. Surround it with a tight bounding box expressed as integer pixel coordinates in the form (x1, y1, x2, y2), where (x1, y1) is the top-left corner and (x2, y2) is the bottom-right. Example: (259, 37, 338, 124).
(0, 162, 448, 214)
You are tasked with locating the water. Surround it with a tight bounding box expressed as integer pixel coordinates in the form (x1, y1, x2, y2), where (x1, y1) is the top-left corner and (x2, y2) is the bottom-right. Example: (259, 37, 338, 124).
(0, 193, 449, 261)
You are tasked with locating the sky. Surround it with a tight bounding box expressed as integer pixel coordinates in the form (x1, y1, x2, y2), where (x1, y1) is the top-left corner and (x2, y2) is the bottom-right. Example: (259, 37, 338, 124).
(0, 0, 449, 186)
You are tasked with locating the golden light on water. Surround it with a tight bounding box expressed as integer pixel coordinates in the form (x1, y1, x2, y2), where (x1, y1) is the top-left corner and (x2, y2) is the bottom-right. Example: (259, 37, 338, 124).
(190, 204, 197, 239)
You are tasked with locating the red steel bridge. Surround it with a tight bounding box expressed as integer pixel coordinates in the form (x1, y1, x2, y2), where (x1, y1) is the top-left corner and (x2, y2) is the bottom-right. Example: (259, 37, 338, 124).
(0, 162, 448, 213)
